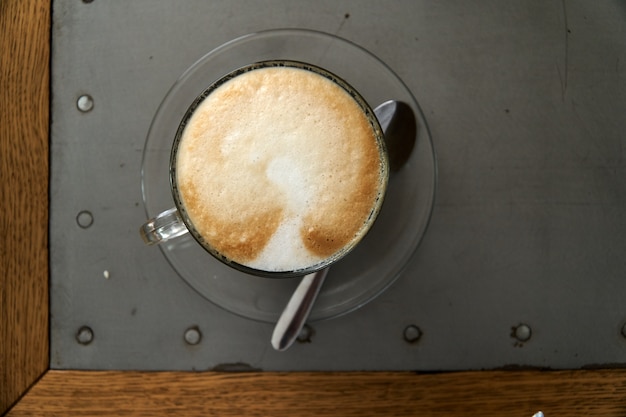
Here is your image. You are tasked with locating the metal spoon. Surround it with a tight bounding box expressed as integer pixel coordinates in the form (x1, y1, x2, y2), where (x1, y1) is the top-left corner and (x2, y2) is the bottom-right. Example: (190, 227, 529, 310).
(271, 100, 417, 351)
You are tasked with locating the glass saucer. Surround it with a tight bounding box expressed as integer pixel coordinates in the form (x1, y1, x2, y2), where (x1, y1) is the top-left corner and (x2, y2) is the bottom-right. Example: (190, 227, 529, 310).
(141, 29, 437, 323)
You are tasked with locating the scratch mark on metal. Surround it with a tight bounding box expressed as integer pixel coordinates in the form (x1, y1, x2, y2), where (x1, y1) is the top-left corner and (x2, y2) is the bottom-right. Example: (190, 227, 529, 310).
(317, 13, 351, 64)
(560, 0, 570, 101)
(334, 12, 350, 36)
(555, 63, 564, 100)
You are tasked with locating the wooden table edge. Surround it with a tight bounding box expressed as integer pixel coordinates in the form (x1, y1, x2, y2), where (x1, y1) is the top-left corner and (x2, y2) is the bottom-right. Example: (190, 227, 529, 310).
(5, 368, 626, 416)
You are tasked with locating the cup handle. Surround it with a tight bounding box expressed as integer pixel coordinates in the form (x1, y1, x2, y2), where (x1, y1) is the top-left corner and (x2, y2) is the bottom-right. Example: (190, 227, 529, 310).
(139, 207, 189, 245)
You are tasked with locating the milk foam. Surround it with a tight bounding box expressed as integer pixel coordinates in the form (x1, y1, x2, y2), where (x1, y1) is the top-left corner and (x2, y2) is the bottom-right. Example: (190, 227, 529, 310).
(175, 65, 384, 272)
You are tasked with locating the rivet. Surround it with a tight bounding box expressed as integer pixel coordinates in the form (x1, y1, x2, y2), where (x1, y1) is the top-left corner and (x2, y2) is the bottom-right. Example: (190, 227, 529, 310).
(513, 323, 532, 342)
(403, 325, 422, 343)
(77, 94, 94, 112)
(296, 324, 314, 344)
(103, 270, 110, 279)
(184, 326, 202, 345)
(76, 210, 94, 228)
(76, 326, 93, 345)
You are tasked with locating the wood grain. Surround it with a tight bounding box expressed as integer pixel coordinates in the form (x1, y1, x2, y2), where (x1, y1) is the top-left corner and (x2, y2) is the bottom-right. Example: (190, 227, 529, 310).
(6, 370, 626, 416)
(0, 0, 50, 412)
(4, 1, 626, 416)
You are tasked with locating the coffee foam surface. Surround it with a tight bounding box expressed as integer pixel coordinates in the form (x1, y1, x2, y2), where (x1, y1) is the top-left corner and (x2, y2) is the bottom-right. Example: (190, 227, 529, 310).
(176, 66, 383, 272)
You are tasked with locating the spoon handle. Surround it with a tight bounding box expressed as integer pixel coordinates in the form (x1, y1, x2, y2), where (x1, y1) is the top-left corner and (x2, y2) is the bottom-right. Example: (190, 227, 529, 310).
(271, 268, 329, 351)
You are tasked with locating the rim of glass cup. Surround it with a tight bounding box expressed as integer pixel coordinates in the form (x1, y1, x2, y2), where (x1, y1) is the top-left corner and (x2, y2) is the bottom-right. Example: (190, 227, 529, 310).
(168, 59, 390, 279)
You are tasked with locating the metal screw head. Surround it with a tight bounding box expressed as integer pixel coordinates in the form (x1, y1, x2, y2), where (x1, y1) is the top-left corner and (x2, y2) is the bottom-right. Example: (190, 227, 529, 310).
(403, 325, 422, 343)
(76, 326, 94, 345)
(513, 323, 532, 342)
(77, 94, 94, 112)
(76, 210, 94, 228)
(184, 326, 202, 345)
(296, 324, 314, 344)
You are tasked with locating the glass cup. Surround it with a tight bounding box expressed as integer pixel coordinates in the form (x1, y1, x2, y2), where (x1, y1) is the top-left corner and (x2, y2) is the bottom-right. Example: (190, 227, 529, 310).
(139, 60, 389, 278)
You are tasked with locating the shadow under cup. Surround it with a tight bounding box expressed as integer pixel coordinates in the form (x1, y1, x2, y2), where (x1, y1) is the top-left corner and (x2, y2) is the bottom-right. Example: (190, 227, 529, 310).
(159, 60, 389, 278)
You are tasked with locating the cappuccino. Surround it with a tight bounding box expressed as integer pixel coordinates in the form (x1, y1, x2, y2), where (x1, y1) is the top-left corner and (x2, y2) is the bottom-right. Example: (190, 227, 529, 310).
(172, 61, 387, 273)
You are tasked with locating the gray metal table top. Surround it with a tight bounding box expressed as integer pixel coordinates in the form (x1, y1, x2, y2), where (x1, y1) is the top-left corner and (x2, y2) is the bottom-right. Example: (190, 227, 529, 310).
(50, 0, 626, 371)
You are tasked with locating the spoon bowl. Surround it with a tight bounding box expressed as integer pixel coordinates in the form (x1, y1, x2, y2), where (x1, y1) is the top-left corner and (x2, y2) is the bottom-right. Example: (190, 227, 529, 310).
(377, 100, 417, 172)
